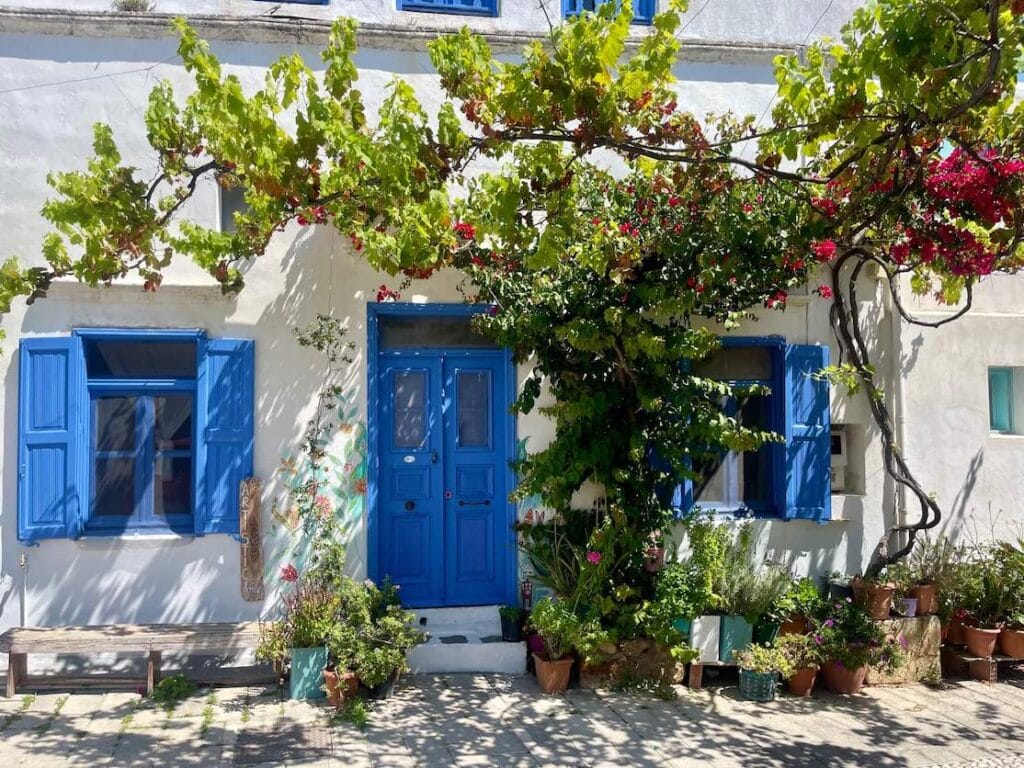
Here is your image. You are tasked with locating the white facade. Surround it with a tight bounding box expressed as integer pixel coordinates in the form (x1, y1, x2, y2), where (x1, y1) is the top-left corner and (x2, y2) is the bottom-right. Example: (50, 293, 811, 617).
(0, 0, 1020, 636)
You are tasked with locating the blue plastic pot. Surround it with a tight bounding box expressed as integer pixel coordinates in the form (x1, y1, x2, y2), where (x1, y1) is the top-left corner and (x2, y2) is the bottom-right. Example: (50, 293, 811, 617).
(738, 669, 779, 702)
(289, 646, 328, 700)
(719, 615, 754, 662)
(672, 618, 692, 639)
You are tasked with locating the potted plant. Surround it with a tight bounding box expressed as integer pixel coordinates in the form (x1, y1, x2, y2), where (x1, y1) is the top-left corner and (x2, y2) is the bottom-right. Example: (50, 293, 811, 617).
(528, 598, 580, 694)
(499, 605, 527, 642)
(644, 530, 666, 573)
(667, 515, 729, 662)
(814, 598, 906, 695)
(255, 582, 340, 700)
(886, 564, 917, 618)
(997, 540, 1024, 658)
(713, 524, 763, 660)
(356, 603, 421, 700)
(851, 573, 897, 621)
(775, 633, 826, 697)
(750, 566, 799, 645)
(959, 548, 1013, 658)
(732, 644, 792, 702)
(906, 535, 963, 616)
(774, 577, 824, 636)
(323, 623, 361, 708)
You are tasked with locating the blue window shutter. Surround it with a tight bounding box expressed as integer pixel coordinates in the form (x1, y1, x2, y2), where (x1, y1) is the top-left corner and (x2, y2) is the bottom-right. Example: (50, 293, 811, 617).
(18, 337, 84, 541)
(781, 344, 831, 522)
(196, 338, 254, 535)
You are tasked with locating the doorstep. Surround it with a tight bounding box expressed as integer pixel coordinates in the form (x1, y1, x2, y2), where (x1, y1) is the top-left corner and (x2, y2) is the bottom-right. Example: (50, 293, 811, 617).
(407, 605, 526, 675)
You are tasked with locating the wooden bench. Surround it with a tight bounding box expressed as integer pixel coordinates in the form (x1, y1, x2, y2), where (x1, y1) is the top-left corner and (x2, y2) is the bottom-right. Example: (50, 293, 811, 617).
(0, 622, 261, 697)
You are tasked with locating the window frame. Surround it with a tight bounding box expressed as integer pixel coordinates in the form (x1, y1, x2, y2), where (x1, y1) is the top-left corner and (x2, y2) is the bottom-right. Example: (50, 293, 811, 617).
(562, 0, 656, 25)
(398, 0, 499, 18)
(989, 367, 1015, 434)
(75, 329, 203, 537)
(691, 336, 785, 518)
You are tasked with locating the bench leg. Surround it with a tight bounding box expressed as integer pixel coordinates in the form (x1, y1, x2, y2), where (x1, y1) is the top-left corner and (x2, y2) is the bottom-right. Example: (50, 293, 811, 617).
(687, 663, 704, 691)
(6, 653, 26, 697)
(147, 651, 161, 696)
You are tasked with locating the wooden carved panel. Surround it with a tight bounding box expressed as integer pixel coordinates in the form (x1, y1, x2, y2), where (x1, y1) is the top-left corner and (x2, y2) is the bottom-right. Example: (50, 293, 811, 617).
(240, 477, 265, 602)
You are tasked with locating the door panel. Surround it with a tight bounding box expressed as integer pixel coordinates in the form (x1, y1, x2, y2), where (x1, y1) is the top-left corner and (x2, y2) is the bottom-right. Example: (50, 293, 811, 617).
(379, 357, 443, 607)
(377, 348, 510, 607)
(443, 356, 507, 605)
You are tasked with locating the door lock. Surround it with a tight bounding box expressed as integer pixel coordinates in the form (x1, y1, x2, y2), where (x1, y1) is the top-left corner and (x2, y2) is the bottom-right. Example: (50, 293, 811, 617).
(431, 449, 438, 464)
(404, 500, 416, 511)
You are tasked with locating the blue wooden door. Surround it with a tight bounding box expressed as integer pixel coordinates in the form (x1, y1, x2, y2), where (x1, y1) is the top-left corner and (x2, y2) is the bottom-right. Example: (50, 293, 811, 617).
(377, 350, 508, 607)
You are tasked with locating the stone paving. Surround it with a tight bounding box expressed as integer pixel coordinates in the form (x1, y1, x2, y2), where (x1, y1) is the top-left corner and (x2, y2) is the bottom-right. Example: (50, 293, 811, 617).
(0, 674, 1023, 767)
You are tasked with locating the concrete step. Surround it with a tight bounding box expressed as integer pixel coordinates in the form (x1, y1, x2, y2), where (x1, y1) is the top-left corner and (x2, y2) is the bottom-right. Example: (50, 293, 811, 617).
(407, 605, 526, 674)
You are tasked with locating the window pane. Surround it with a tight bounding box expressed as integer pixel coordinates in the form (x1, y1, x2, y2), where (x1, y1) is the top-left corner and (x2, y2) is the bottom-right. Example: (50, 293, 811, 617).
(85, 339, 197, 379)
(694, 455, 728, 506)
(155, 456, 192, 516)
(458, 371, 490, 447)
(220, 186, 248, 234)
(93, 457, 135, 516)
(693, 394, 773, 508)
(155, 394, 193, 451)
(394, 371, 427, 449)
(989, 369, 1013, 432)
(697, 347, 773, 381)
(95, 396, 136, 452)
(380, 317, 498, 349)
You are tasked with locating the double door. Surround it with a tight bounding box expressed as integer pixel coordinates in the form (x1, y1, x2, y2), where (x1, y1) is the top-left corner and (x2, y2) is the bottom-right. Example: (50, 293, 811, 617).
(377, 351, 509, 607)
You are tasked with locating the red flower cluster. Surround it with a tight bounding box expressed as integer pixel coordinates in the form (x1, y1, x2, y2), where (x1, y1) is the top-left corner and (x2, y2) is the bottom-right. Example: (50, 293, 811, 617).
(815, 285, 833, 299)
(812, 239, 838, 262)
(924, 149, 1024, 226)
(811, 197, 839, 217)
(454, 221, 476, 240)
(765, 290, 788, 310)
(296, 205, 328, 226)
(280, 564, 298, 583)
(376, 284, 401, 302)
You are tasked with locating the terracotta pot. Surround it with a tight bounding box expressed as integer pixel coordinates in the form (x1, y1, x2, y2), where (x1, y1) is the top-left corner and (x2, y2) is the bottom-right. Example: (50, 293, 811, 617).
(533, 653, 574, 694)
(821, 662, 868, 695)
(644, 546, 666, 573)
(998, 627, 1024, 659)
(852, 578, 895, 620)
(946, 615, 967, 646)
(322, 668, 359, 708)
(908, 584, 938, 616)
(779, 615, 809, 636)
(786, 666, 818, 697)
(964, 624, 1001, 658)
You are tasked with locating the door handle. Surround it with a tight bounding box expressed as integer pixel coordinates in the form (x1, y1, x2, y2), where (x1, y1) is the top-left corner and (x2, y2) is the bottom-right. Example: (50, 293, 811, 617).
(431, 450, 438, 464)
(458, 499, 491, 507)
(405, 500, 416, 511)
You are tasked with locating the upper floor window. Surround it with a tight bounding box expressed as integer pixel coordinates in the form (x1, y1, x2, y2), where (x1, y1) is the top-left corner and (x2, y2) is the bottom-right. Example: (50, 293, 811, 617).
(17, 330, 254, 542)
(398, 0, 499, 17)
(563, 0, 655, 25)
(219, 187, 247, 234)
(989, 367, 1018, 434)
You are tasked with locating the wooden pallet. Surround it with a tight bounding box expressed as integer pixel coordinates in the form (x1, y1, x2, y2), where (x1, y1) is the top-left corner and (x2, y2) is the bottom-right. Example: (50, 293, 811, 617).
(940, 644, 1024, 683)
(0, 622, 261, 697)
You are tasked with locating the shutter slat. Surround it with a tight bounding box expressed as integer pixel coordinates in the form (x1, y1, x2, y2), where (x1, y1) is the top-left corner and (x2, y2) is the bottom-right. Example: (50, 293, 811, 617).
(196, 338, 254, 535)
(18, 337, 82, 541)
(782, 344, 831, 522)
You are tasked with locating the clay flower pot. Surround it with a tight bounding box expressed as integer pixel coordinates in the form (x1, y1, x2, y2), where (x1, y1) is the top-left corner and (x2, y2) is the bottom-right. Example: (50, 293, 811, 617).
(998, 627, 1024, 659)
(964, 624, 1001, 658)
(852, 577, 895, 620)
(945, 614, 967, 646)
(908, 584, 938, 616)
(821, 661, 868, 695)
(787, 666, 818, 697)
(779, 615, 809, 637)
(322, 668, 359, 708)
(533, 653, 574, 694)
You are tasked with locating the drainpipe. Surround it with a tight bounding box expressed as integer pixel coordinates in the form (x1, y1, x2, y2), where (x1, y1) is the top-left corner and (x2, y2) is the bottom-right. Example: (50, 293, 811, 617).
(19, 553, 27, 627)
(886, 271, 908, 551)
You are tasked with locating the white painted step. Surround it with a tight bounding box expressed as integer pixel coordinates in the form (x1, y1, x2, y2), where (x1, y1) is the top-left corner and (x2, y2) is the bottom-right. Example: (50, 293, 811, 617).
(407, 605, 526, 674)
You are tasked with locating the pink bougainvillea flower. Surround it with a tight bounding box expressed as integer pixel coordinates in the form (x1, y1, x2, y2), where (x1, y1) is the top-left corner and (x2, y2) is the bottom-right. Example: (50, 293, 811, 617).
(453, 221, 476, 240)
(586, 551, 602, 565)
(280, 564, 299, 583)
(811, 239, 838, 262)
(815, 285, 834, 299)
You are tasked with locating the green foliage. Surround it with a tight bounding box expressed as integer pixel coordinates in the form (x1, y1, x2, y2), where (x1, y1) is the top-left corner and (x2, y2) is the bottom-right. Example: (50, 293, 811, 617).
(774, 632, 828, 671)
(771, 577, 825, 624)
(958, 543, 1021, 627)
(151, 674, 196, 709)
(905, 534, 967, 588)
(332, 697, 370, 730)
(499, 605, 526, 623)
(733, 643, 793, 677)
(529, 597, 597, 661)
(812, 598, 906, 672)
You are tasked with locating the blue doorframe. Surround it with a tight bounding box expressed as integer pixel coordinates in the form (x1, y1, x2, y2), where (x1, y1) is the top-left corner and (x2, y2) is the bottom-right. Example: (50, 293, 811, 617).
(367, 302, 518, 607)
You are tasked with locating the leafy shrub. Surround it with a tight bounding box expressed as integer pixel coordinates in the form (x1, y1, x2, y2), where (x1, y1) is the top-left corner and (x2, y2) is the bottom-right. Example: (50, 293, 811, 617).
(151, 674, 195, 707)
(529, 598, 584, 661)
(733, 644, 793, 677)
(770, 577, 824, 623)
(813, 598, 906, 672)
(774, 632, 827, 670)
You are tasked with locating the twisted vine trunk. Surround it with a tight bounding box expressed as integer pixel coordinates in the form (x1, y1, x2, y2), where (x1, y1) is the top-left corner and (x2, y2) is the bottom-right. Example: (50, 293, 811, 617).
(829, 250, 943, 577)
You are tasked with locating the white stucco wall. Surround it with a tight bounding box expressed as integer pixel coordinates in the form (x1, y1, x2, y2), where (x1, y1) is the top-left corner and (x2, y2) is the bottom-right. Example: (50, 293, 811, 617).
(0, 1, 1017, 635)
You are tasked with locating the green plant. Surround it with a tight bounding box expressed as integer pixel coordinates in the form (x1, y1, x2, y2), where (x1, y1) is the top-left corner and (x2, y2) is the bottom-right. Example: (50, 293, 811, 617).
(774, 632, 827, 671)
(733, 644, 793, 677)
(960, 545, 1017, 627)
(906, 535, 965, 588)
(499, 605, 526, 623)
(998, 539, 1024, 628)
(331, 697, 370, 730)
(151, 675, 196, 710)
(813, 599, 906, 672)
(112, 0, 155, 11)
(529, 597, 584, 661)
(771, 577, 824, 623)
